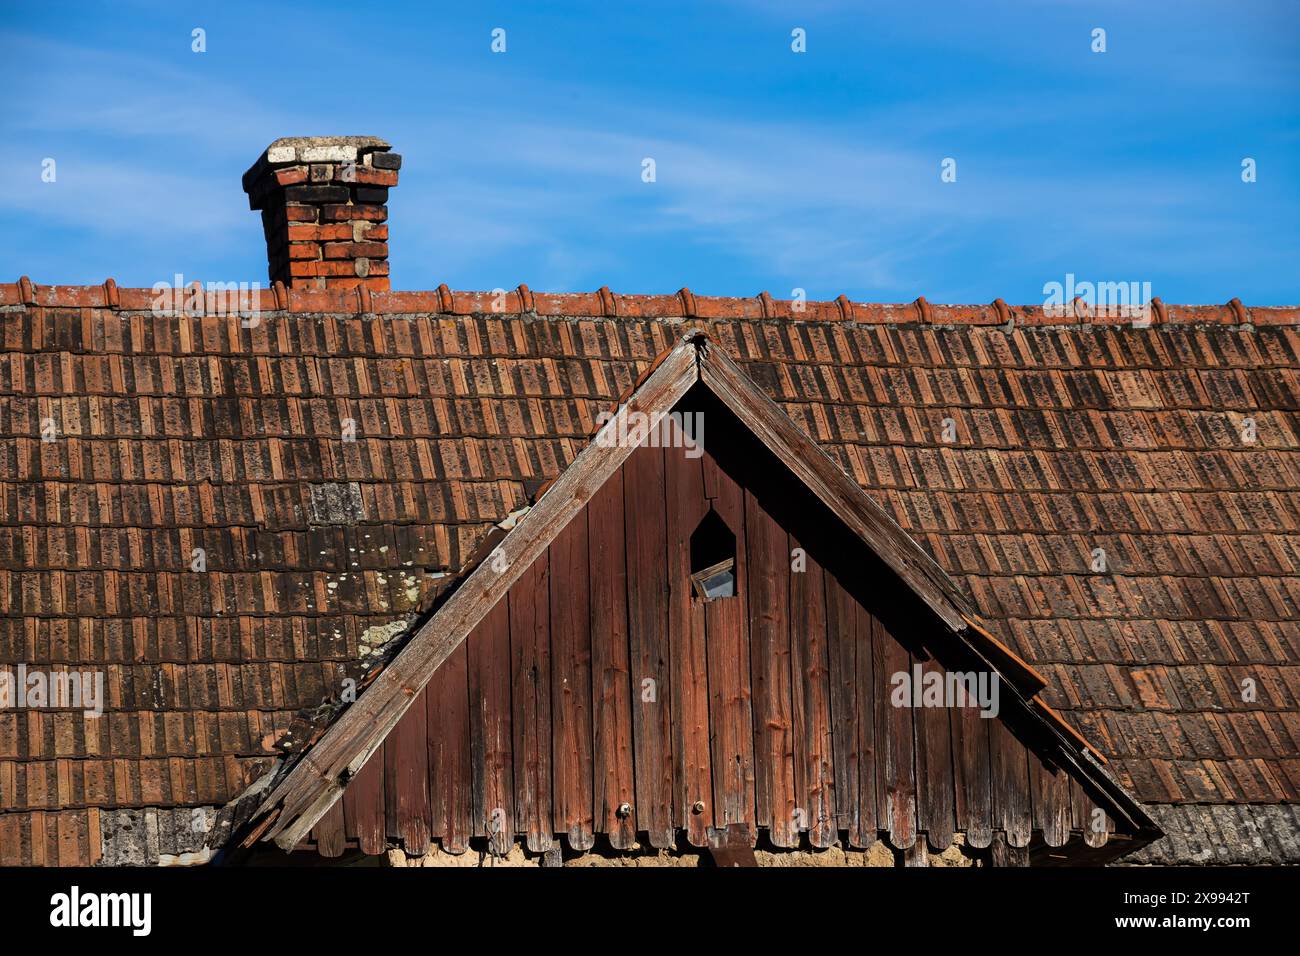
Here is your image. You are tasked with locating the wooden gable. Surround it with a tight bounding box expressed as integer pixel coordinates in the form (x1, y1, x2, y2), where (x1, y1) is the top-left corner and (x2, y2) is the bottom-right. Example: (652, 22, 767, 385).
(302, 390, 1126, 861)
(245, 333, 1159, 862)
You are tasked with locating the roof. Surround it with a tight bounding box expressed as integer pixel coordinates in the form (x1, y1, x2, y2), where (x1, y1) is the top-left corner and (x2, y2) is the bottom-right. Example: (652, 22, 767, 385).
(1, 278, 1297, 864)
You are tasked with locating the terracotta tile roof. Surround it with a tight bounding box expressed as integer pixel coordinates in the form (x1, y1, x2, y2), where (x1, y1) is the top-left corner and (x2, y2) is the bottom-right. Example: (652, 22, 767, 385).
(2, 280, 1298, 863)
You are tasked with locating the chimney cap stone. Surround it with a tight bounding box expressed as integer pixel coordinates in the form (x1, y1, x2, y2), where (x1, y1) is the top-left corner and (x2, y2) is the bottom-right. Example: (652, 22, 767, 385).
(243, 136, 392, 190)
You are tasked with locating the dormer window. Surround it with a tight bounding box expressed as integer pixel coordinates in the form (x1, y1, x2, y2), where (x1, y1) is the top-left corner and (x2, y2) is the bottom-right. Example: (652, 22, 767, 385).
(689, 508, 737, 600)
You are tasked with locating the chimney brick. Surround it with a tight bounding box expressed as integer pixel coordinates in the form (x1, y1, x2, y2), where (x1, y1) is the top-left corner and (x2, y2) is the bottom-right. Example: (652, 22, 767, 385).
(243, 136, 401, 291)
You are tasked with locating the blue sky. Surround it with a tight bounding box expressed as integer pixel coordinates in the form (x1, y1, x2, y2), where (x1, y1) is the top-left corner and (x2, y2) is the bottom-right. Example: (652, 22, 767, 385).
(1, 0, 1296, 304)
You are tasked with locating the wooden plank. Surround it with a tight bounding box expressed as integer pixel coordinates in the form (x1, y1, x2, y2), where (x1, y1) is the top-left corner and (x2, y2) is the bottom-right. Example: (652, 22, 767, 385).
(510, 555, 552, 853)
(1029, 744, 1045, 843)
(703, 446, 756, 837)
(428, 641, 471, 853)
(915, 655, 955, 851)
(961, 614, 1050, 697)
(854, 601, 881, 847)
(874, 617, 916, 849)
(708, 824, 759, 867)
(824, 571, 860, 843)
(1066, 780, 1107, 848)
(258, 339, 698, 848)
(903, 839, 929, 867)
(664, 441, 713, 847)
(990, 830, 1029, 867)
(1029, 750, 1070, 847)
(989, 718, 1033, 848)
(468, 598, 514, 856)
(311, 795, 346, 858)
(550, 513, 594, 850)
(1077, 779, 1112, 849)
(341, 741, 385, 856)
(746, 488, 796, 847)
(789, 535, 835, 848)
(588, 472, 637, 849)
(384, 683, 430, 855)
(624, 443, 675, 848)
(1070, 776, 1112, 848)
(950, 697, 992, 849)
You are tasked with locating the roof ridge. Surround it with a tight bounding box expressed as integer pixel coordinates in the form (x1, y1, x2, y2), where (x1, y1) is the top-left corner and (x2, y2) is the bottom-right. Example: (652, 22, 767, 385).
(3, 278, 1298, 327)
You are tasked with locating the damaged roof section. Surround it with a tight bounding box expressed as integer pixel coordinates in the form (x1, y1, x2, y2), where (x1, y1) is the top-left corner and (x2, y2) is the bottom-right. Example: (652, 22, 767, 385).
(206, 504, 532, 851)
(100, 807, 215, 867)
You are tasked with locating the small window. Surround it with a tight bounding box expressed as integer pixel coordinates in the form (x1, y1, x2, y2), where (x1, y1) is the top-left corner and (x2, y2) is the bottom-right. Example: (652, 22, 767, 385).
(690, 508, 737, 601)
(691, 558, 736, 600)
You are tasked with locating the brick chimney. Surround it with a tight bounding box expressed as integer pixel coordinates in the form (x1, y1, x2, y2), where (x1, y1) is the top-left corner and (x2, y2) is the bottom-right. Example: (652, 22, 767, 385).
(242, 136, 401, 291)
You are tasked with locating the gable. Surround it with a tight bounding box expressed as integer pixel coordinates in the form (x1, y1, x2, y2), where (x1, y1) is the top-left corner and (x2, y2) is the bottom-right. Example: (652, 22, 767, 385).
(306, 398, 1132, 860)
(245, 336, 1158, 860)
